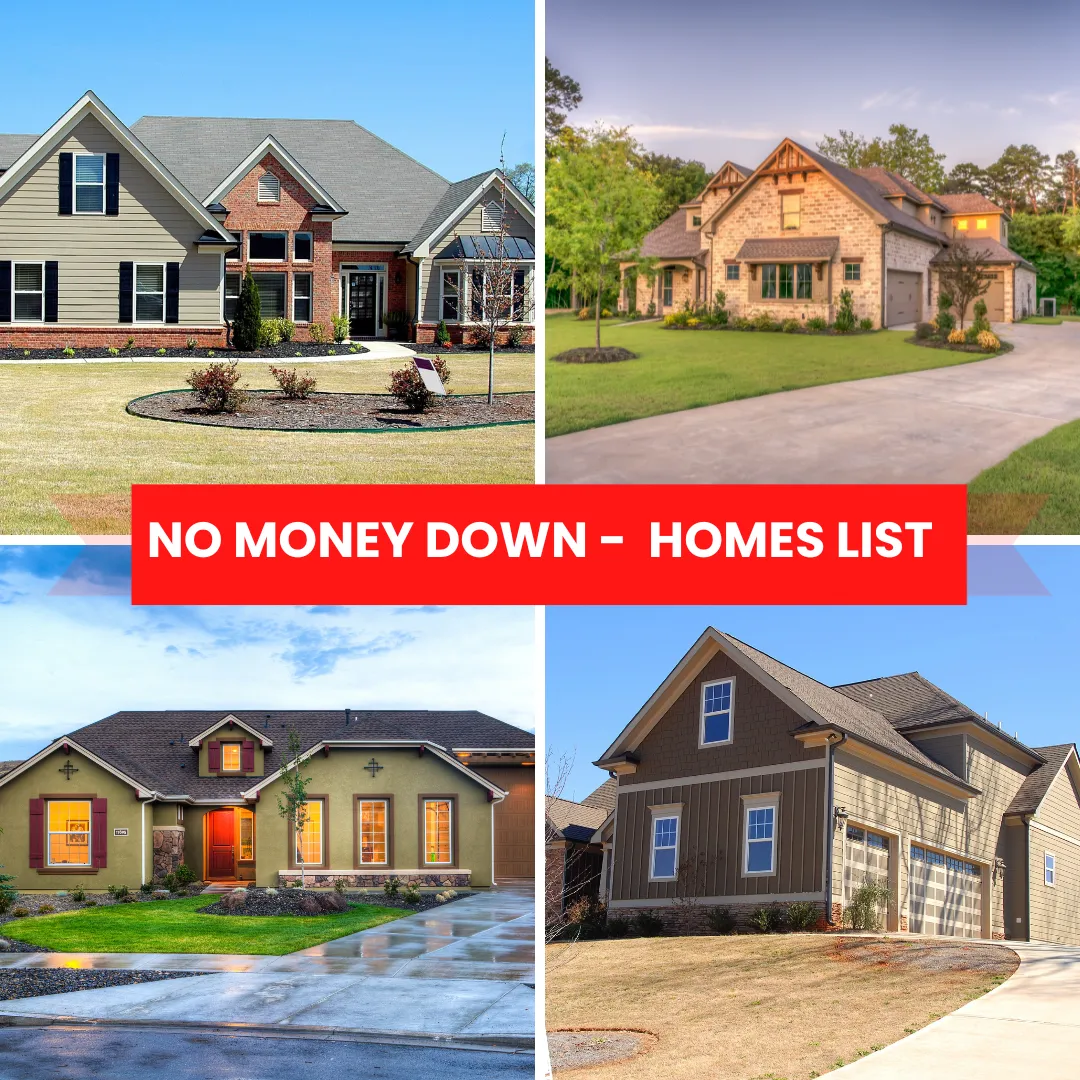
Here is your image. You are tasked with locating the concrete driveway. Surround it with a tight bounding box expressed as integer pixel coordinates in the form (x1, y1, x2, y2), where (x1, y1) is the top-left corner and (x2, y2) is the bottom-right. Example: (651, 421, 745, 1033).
(546, 323, 1080, 483)
(833, 941, 1080, 1079)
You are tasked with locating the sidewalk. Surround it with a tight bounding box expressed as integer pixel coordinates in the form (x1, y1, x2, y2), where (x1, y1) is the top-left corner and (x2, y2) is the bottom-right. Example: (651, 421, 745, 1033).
(0, 340, 417, 364)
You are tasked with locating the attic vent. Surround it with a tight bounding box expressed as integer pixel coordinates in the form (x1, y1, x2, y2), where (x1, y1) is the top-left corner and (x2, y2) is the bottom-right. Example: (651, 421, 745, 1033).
(258, 174, 281, 202)
(481, 200, 503, 232)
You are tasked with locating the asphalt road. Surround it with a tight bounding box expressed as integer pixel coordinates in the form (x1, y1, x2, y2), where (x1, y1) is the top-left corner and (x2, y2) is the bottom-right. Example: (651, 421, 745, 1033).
(0, 1025, 534, 1080)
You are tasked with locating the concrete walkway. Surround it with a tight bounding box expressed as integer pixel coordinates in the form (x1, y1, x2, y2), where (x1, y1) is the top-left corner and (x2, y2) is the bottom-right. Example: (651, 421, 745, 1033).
(0, 340, 417, 364)
(546, 322, 1080, 483)
(0, 888, 534, 1043)
(832, 941, 1080, 1079)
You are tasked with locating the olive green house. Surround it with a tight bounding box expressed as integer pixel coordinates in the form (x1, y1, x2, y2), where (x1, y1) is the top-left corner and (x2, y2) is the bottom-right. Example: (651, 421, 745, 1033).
(0, 709, 534, 892)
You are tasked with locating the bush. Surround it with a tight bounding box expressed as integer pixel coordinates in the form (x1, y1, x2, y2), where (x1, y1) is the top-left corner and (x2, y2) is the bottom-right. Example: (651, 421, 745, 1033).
(70, 886, 86, 903)
(915, 321, 935, 339)
(310, 321, 329, 345)
(753, 310, 778, 332)
(0, 870, 15, 915)
(156, 347, 167, 356)
(185, 336, 198, 351)
(706, 906, 737, 934)
(632, 911, 664, 937)
(232, 270, 262, 351)
(401, 883, 422, 905)
(187, 361, 246, 413)
(11, 906, 29, 918)
(383, 877, 401, 898)
(270, 365, 317, 399)
(805, 316, 828, 331)
(387, 356, 450, 413)
(121, 337, 135, 351)
(843, 880, 890, 931)
(858, 318, 874, 331)
(646, 301, 656, 317)
(36, 902, 56, 914)
(977, 330, 1001, 351)
(936, 292, 955, 335)
(733, 316, 752, 330)
(139, 882, 154, 894)
(606, 916, 630, 938)
(161, 872, 178, 892)
(507, 324, 527, 347)
(62, 346, 76, 358)
(786, 901, 819, 931)
(257, 320, 282, 348)
(107, 884, 130, 901)
(85, 898, 97, 906)
(471, 324, 494, 349)
(748, 904, 786, 933)
(107, 346, 120, 357)
(175, 863, 197, 886)
(782, 318, 802, 333)
(435, 319, 452, 346)
(948, 328, 967, 344)
(564, 895, 607, 938)
(971, 299, 991, 335)
(333, 878, 348, 895)
(329, 314, 349, 343)
(834, 288, 856, 332)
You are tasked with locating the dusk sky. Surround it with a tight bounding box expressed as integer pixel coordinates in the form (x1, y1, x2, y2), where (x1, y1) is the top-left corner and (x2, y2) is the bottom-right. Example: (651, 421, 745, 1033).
(547, 0, 1077, 171)
(548, 547, 1080, 802)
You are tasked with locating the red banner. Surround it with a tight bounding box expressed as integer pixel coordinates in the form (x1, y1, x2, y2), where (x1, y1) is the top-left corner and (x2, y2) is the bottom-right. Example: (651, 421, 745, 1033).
(130, 484, 967, 606)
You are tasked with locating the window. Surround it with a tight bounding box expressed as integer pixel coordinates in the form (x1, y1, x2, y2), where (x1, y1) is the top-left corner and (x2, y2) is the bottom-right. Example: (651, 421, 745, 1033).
(481, 200, 503, 232)
(662, 269, 673, 307)
(1045, 852, 1056, 886)
(650, 815, 679, 880)
(956, 218, 969, 231)
(700, 678, 734, 745)
(358, 799, 388, 864)
(294, 232, 313, 262)
(865, 831, 888, 851)
(441, 269, 460, 321)
(779, 264, 794, 299)
(726, 263, 740, 281)
(47, 800, 91, 866)
(293, 273, 312, 322)
(976, 218, 987, 231)
(74, 154, 105, 214)
(248, 232, 287, 262)
(761, 263, 777, 299)
(295, 799, 323, 865)
(257, 173, 280, 202)
(225, 232, 242, 262)
(238, 808, 254, 861)
(796, 263, 813, 299)
(250, 272, 286, 318)
(512, 266, 528, 322)
(13, 263, 44, 322)
(781, 192, 801, 230)
(692, 215, 701, 227)
(224, 272, 241, 321)
(424, 799, 452, 864)
(744, 800, 777, 874)
(134, 264, 165, 322)
(844, 262, 861, 282)
(220, 743, 241, 772)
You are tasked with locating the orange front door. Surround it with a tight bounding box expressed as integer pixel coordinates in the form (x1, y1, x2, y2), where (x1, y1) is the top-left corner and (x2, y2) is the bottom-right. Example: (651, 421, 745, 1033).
(207, 809, 235, 879)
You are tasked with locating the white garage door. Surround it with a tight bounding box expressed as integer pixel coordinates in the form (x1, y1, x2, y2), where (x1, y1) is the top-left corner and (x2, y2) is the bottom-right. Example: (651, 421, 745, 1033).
(909, 844, 982, 938)
(844, 824, 890, 921)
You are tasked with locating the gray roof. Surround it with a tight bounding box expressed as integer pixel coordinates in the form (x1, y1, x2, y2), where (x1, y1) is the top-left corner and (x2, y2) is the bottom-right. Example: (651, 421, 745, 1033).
(64, 709, 533, 800)
(1005, 745, 1076, 815)
(403, 171, 492, 253)
(0, 760, 22, 779)
(930, 235, 1035, 272)
(581, 778, 617, 813)
(640, 207, 707, 260)
(0, 135, 36, 171)
(130, 116, 453, 243)
(546, 794, 608, 843)
(736, 236, 839, 261)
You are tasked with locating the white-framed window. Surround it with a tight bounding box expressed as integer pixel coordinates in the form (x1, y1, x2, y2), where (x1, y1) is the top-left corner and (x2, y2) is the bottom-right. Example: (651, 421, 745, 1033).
(358, 799, 388, 865)
(74, 153, 105, 214)
(294, 232, 313, 262)
(134, 263, 165, 323)
(13, 262, 45, 322)
(47, 799, 91, 866)
(700, 677, 734, 746)
(250, 272, 286, 319)
(441, 269, 460, 321)
(225, 232, 242, 262)
(424, 798, 452, 864)
(1045, 852, 1056, 886)
(743, 795, 778, 876)
(293, 272, 312, 323)
(224, 272, 241, 321)
(220, 742, 241, 773)
(249, 232, 287, 262)
(480, 200, 503, 232)
(650, 812, 679, 881)
(466, 265, 531, 324)
(295, 798, 323, 865)
(257, 173, 281, 202)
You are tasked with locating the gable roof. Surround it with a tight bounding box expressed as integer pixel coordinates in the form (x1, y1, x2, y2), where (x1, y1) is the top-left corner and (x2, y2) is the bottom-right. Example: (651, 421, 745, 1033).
(187, 714, 274, 749)
(1005, 744, 1077, 815)
(701, 160, 753, 193)
(936, 192, 1008, 216)
(582, 778, 617, 812)
(546, 794, 609, 843)
(639, 207, 707, 260)
(0, 759, 23, 779)
(0, 135, 36, 172)
(851, 166, 948, 212)
(929, 235, 1034, 270)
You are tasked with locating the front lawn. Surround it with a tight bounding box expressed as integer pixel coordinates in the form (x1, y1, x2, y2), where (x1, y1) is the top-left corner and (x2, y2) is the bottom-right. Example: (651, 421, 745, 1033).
(546, 935, 1016, 1080)
(1, 895, 405, 955)
(1017, 315, 1080, 325)
(546, 314, 997, 437)
(0, 352, 534, 534)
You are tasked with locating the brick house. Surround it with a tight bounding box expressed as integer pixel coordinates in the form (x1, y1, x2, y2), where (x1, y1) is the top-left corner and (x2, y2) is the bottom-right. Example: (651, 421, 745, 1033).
(581, 628, 1080, 943)
(0, 92, 534, 348)
(622, 139, 1035, 326)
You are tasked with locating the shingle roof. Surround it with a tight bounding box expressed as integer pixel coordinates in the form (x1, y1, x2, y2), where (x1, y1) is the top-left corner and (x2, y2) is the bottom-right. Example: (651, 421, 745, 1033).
(130, 116, 453, 243)
(930, 235, 1034, 271)
(65, 710, 532, 800)
(546, 795, 609, 843)
(937, 193, 1007, 216)
(402, 170, 493, 252)
(736, 236, 839, 261)
(639, 208, 706, 260)
(0, 135, 36, 171)
(851, 166, 949, 211)
(1005, 745, 1076, 815)
(0, 760, 22, 779)
(581, 778, 617, 813)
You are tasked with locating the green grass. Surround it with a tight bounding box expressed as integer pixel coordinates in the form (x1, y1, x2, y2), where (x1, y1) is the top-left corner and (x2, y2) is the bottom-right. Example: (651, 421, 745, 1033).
(1, 895, 406, 955)
(545, 315, 995, 437)
(0, 353, 534, 533)
(1018, 314, 1080, 324)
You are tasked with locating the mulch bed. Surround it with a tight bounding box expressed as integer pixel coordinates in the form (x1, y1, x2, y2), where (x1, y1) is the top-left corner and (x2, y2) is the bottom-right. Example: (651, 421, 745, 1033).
(0, 343, 367, 361)
(833, 937, 1019, 975)
(548, 1029, 657, 1072)
(551, 347, 636, 364)
(127, 389, 534, 431)
(906, 335, 1012, 356)
(199, 887, 474, 917)
(0, 969, 202, 1002)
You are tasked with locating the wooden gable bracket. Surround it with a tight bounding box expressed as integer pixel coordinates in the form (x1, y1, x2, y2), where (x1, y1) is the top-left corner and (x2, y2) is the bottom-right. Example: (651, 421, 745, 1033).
(62, 742, 71, 755)
(816, 263, 825, 280)
(773, 175, 779, 185)
(750, 264, 758, 281)
(418, 744, 426, 757)
(322, 745, 330, 757)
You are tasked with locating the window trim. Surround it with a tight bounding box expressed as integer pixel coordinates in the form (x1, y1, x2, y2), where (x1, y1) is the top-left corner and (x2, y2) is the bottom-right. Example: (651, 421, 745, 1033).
(289, 795, 328, 869)
(1045, 851, 1056, 887)
(247, 231, 288, 263)
(956, 218, 969, 231)
(257, 173, 281, 203)
(726, 262, 740, 281)
(648, 804, 682, 882)
(224, 271, 241, 322)
(781, 191, 801, 231)
(976, 218, 988, 231)
(249, 271, 288, 320)
(761, 263, 777, 299)
(46, 798, 93, 868)
(225, 231, 242, 262)
(237, 807, 255, 862)
(662, 268, 673, 308)
(73, 153, 106, 215)
(292, 272, 312, 324)
(293, 231, 313, 263)
(420, 795, 456, 867)
(844, 262, 862, 282)
(742, 793, 779, 877)
(440, 268, 461, 322)
(699, 676, 735, 747)
(355, 796, 392, 867)
(132, 261, 166, 324)
(12, 261, 45, 323)
(219, 741, 242, 773)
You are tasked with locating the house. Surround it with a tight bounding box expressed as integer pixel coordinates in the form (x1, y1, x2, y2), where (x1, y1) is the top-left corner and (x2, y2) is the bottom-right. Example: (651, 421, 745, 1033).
(0, 709, 534, 891)
(621, 140, 1035, 326)
(586, 628, 1080, 944)
(545, 778, 615, 922)
(0, 92, 534, 349)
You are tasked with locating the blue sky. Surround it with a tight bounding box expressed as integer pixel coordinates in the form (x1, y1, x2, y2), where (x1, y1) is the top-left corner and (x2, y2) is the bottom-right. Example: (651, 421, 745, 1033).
(0, 547, 534, 763)
(547, 547, 1080, 802)
(3, 0, 534, 180)
(547, 0, 1078, 170)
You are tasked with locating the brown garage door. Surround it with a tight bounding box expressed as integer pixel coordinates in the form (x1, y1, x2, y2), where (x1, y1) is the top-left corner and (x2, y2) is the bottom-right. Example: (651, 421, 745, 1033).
(886, 270, 923, 326)
(475, 765, 534, 880)
(963, 271, 1005, 323)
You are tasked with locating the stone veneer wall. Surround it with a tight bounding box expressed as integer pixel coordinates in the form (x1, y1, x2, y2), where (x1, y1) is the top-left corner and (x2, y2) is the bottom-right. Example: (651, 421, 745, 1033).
(884, 229, 939, 326)
(152, 826, 185, 879)
(278, 869, 471, 888)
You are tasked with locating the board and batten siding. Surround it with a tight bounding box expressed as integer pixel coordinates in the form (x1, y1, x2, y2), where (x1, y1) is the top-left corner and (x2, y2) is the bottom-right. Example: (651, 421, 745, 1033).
(1027, 766, 1080, 944)
(0, 114, 221, 326)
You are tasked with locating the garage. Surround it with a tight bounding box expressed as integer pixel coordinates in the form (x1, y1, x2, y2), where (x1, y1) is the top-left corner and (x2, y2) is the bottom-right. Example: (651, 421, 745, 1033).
(885, 270, 923, 326)
(908, 844, 983, 937)
(475, 764, 535, 880)
(844, 824, 891, 922)
(963, 270, 1005, 323)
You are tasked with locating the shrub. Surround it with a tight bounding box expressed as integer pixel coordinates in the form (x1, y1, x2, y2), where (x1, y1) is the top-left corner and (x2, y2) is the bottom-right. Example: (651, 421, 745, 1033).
(632, 911, 664, 937)
(107, 346, 120, 357)
(270, 365, 317, 400)
(977, 330, 1001, 351)
(576, 306, 592, 320)
(782, 318, 802, 333)
(843, 880, 890, 931)
(70, 887, 86, 903)
(915, 322, 935, 340)
(37, 902, 56, 914)
(121, 337, 135, 351)
(232, 270, 262, 351)
(706, 906, 737, 934)
(185, 336, 198, 351)
(805, 316, 828, 331)
(948, 328, 967, 344)
(187, 361, 246, 413)
(753, 310, 778, 332)
(471, 324, 494, 349)
(964, 324, 981, 344)
(401, 883, 422, 905)
(646, 301, 656, 317)
(834, 288, 856, 332)
(139, 882, 154, 894)
(605, 916, 630, 938)
(786, 901, 819, 931)
(107, 884, 130, 901)
(175, 863, 197, 886)
(277, 318, 295, 343)
(206, 349, 215, 358)
(310, 321, 329, 345)
(662, 313, 678, 327)
(387, 356, 450, 413)
(156, 347, 166, 356)
(330, 314, 349, 343)
(11, 906, 29, 918)
(383, 877, 401, 898)
(711, 289, 727, 320)
(333, 878, 348, 895)
(161, 872, 178, 892)
(733, 316, 752, 330)
(84, 898, 97, 906)
(936, 292, 955, 335)
(971, 299, 991, 335)
(686, 317, 700, 327)
(257, 320, 282, 348)
(748, 904, 786, 933)
(435, 319, 451, 346)
(62, 346, 76, 358)
(564, 895, 607, 938)
(119, 895, 135, 904)
(507, 324, 527, 347)
(858, 318, 874, 331)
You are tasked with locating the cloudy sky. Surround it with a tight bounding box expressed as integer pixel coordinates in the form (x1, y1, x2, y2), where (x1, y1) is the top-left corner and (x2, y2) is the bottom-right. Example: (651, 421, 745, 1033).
(547, 0, 1078, 170)
(0, 546, 534, 763)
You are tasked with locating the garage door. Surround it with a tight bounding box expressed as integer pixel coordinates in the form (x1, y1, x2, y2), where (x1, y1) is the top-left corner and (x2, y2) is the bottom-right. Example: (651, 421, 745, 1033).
(963, 271, 1005, 323)
(844, 824, 891, 922)
(886, 270, 923, 326)
(908, 844, 982, 938)
(475, 765, 534, 880)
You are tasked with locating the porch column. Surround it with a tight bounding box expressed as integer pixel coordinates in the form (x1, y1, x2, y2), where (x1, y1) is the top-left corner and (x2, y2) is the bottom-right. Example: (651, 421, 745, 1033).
(153, 825, 185, 880)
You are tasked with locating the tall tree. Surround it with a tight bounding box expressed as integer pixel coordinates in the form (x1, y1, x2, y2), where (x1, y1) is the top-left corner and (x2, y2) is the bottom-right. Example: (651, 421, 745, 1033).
(818, 124, 946, 191)
(941, 162, 990, 196)
(1055, 151, 1079, 212)
(545, 58, 582, 141)
(637, 152, 710, 227)
(816, 130, 870, 169)
(987, 144, 1051, 214)
(277, 728, 313, 888)
(507, 161, 535, 202)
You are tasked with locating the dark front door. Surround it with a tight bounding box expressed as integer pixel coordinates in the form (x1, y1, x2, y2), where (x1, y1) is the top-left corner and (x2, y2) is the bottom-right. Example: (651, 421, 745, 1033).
(207, 809, 235, 880)
(349, 273, 377, 337)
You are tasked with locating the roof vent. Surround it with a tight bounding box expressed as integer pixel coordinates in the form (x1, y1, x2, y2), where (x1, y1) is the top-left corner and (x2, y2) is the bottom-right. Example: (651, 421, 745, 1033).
(345, 707, 351, 726)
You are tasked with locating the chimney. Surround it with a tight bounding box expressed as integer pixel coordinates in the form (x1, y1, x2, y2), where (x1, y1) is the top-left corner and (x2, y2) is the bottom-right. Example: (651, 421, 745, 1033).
(345, 707, 351, 727)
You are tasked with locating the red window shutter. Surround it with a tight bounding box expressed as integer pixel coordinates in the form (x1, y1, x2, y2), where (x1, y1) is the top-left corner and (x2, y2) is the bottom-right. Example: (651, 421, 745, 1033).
(208, 741, 221, 771)
(29, 798, 45, 868)
(241, 740, 255, 772)
(91, 798, 108, 868)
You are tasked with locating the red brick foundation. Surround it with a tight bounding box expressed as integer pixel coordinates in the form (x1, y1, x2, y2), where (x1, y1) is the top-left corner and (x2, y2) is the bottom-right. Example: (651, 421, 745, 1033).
(415, 323, 535, 346)
(0, 325, 228, 350)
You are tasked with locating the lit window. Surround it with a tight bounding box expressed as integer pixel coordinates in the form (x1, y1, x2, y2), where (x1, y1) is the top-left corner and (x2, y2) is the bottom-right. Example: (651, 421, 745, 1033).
(74, 154, 105, 214)
(238, 808, 254, 861)
(294, 232, 313, 262)
(293, 273, 312, 323)
(956, 219, 969, 231)
(1045, 852, 1056, 886)
(701, 678, 734, 745)
(761, 263, 777, 299)
(48, 800, 91, 866)
(844, 262, 861, 281)
(220, 743, 241, 772)
(745, 800, 777, 874)
(781, 192, 801, 230)
(726, 263, 740, 281)
(976, 218, 987, 230)
(441, 269, 460, 321)
(796, 263, 813, 299)
(224, 272, 241, 321)
(651, 815, 679, 879)
(13, 263, 44, 322)
(258, 173, 280, 202)
(359, 799, 388, 864)
(295, 799, 323, 866)
(424, 799, 452, 864)
(134, 264, 164, 322)
(248, 232, 287, 261)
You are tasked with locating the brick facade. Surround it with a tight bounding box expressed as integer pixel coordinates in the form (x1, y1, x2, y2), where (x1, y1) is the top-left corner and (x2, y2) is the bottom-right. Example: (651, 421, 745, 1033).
(415, 323, 535, 346)
(332, 249, 412, 338)
(0, 325, 227, 349)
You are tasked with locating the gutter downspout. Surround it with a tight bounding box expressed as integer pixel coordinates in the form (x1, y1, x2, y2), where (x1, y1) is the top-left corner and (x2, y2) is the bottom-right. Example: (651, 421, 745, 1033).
(880, 224, 891, 328)
(823, 732, 847, 925)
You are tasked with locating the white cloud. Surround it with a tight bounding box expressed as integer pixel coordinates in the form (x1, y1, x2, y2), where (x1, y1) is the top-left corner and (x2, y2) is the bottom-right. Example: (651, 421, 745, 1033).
(861, 88, 920, 111)
(628, 124, 782, 142)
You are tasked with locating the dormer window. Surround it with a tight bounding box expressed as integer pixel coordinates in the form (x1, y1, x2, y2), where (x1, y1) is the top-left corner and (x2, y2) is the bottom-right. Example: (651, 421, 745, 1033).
(692, 215, 701, 227)
(258, 173, 281, 202)
(220, 743, 241, 772)
(956, 219, 969, 231)
(700, 677, 735, 746)
(481, 200, 503, 232)
(976, 218, 987, 230)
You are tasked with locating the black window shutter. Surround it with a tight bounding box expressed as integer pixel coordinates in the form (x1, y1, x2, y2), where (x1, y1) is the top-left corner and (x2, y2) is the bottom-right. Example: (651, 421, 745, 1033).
(44, 262, 59, 323)
(0, 262, 10, 323)
(118, 262, 133, 323)
(105, 153, 120, 216)
(58, 153, 73, 215)
(165, 262, 180, 323)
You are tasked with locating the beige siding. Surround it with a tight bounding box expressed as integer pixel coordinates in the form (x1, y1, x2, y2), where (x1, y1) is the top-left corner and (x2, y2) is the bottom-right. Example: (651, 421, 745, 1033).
(1028, 766, 1080, 944)
(0, 114, 221, 325)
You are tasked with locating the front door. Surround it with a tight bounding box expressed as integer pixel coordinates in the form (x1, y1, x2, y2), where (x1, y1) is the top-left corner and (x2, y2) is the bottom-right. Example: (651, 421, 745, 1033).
(207, 808, 236, 880)
(348, 273, 377, 337)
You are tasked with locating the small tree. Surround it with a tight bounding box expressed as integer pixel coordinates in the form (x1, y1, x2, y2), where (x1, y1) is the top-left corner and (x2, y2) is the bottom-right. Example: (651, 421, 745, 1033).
(937, 239, 993, 328)
(232, 269, 262, 351)
(0, 826, 16, 914)
(276, 728, 313, 888)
